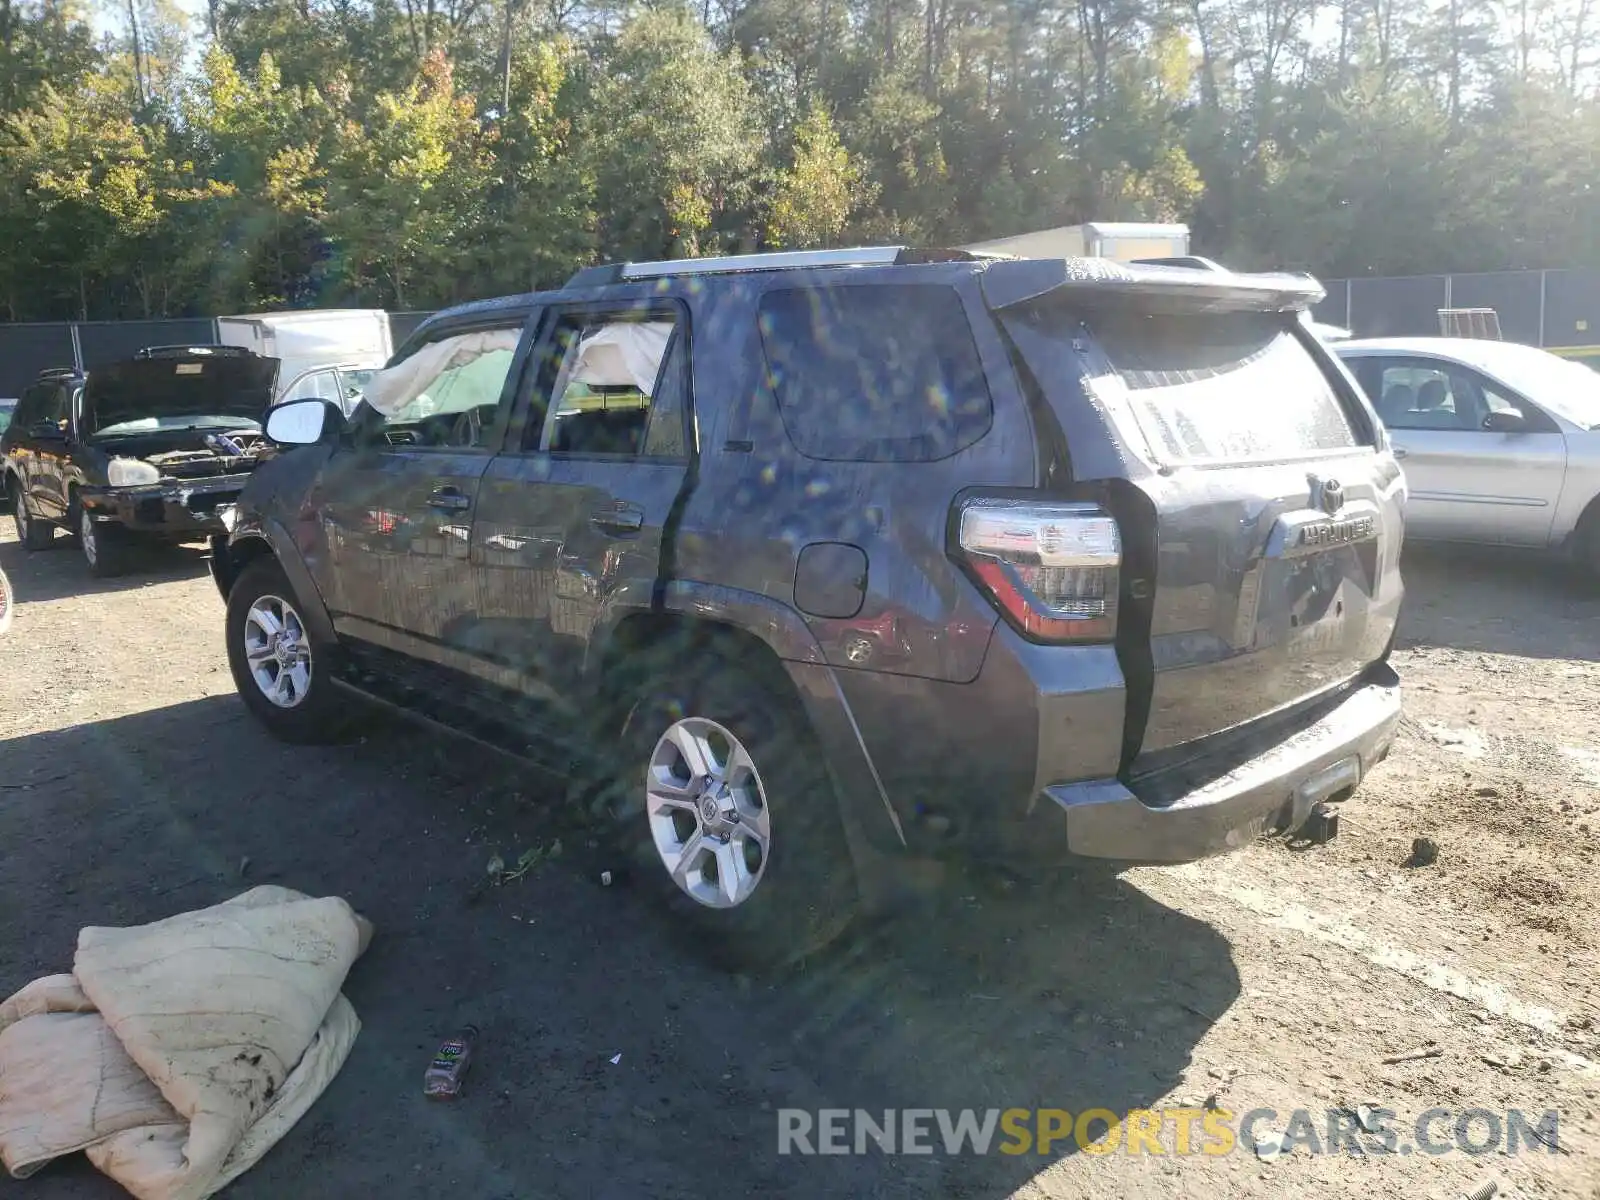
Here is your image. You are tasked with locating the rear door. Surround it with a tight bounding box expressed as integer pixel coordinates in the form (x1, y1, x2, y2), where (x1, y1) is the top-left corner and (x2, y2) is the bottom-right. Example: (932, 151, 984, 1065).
(993, 270, 1404, 775)
(467, 299, 693, 700)
(1356, 355, 1565, 545)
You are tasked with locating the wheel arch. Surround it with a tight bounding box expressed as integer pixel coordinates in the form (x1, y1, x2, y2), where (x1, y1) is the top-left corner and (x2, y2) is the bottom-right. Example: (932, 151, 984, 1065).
(215, 521, 337, 645)
(592, 604, 909, 858)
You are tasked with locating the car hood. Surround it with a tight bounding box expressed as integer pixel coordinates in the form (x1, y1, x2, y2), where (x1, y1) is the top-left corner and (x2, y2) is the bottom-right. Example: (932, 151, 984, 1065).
(83, 354, 280, 435)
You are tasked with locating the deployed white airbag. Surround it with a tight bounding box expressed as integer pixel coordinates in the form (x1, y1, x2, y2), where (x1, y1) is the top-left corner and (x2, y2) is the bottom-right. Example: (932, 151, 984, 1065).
(568, 322, 673, 396)
(364, 328, 521, 415)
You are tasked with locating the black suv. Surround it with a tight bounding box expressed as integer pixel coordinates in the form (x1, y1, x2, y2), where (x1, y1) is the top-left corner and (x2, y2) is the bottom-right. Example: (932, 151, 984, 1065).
(211, 248, 1407, 967)
(2, 346, 279, 576)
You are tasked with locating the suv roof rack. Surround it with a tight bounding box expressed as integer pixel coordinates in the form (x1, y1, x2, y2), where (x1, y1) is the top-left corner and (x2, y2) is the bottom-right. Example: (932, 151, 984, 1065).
(564, 246, 987, 289)
(134, 344, 253, 360)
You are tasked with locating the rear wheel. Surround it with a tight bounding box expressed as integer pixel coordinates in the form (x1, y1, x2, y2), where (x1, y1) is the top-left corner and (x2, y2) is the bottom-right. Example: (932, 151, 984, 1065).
(225, 556, 356, 743)
(12, 491, 54, 550)
(1574, 503, 1600, 586)
(579, 652, 859, 971)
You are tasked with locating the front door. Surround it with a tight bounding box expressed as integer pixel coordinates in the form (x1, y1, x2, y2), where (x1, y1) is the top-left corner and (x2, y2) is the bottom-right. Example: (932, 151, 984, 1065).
(316, 318, 533, 648)
(1368, 356, 1567, 545)
(467, 300, 693, 712)
(21, 382, 72, 521)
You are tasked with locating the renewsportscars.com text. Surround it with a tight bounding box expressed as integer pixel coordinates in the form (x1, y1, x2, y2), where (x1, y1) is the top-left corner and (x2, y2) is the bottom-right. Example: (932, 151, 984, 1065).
(776, 1107, 1563, 1158)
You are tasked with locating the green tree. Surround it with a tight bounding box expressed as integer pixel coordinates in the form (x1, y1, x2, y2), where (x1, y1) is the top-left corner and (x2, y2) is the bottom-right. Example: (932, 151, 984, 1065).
(765, 101, 872, 247)
(323, 49, 493, 306)
(579, 6, 763, 260)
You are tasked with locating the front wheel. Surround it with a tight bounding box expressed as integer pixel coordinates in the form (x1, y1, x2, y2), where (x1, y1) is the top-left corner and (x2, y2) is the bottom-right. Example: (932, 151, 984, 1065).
(225, 556, 356, 743)
(582, 654, 860, 971)
(12, 491, 54, 550)
(78, 507, 134, 578)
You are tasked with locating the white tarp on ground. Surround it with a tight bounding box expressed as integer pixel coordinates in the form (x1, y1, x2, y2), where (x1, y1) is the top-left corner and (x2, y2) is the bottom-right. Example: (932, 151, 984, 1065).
(0, 886, 372, 1200)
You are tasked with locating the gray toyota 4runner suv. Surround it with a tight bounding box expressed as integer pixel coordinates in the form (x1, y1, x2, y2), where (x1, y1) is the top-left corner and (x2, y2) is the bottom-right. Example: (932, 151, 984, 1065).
(210, 248, 1406, 968)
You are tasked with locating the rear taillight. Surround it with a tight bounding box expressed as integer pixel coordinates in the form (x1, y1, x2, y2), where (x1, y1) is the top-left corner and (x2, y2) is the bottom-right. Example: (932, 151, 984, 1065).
(956, 498, 1121, 642)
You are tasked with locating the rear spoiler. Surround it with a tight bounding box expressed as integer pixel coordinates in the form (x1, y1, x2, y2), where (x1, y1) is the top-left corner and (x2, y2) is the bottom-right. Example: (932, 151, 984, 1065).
(980, 258, 1326, 315)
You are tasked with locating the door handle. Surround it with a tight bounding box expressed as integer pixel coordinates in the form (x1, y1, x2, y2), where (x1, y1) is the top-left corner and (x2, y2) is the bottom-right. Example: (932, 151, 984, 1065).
(1392, 446, 1409, 459)
(427, 486, 471, 511)
(590, 503, 643, 533)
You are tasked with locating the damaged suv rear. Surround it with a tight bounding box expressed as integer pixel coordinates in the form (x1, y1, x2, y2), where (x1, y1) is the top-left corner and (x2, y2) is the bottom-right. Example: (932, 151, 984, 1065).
(1, 345, 278, 577)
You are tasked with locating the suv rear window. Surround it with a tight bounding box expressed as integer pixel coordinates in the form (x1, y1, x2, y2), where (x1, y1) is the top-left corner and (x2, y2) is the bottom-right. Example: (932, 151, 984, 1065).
(1089, 311, 1361, 463)
(757, 284, 992, 462)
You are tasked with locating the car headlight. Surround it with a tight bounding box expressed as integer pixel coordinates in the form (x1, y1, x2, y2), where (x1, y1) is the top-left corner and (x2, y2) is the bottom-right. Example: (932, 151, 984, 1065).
(107, 457, 160, 487)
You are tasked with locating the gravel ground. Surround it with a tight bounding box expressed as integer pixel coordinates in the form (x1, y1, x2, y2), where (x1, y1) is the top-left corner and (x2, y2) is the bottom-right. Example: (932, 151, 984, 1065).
(1, 527, 1597, 1200)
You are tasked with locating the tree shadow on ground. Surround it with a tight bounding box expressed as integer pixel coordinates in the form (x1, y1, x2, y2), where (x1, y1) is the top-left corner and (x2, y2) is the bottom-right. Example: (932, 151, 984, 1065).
(0, 699, 1239, 1199)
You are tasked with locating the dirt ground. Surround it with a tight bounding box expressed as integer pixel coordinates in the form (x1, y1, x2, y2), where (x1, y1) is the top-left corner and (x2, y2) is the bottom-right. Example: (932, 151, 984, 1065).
(1, 527, 1597, 1200)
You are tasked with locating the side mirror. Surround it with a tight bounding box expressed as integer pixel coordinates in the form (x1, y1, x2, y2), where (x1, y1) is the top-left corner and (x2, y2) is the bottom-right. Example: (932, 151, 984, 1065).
(1482, 408, 1529, 433)
(265, 398, 344, 446)
(28, 421, 64, 440)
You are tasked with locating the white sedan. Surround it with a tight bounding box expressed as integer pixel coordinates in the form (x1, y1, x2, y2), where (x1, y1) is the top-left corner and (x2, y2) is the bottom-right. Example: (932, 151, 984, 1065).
(1334, 337, 1600, 568)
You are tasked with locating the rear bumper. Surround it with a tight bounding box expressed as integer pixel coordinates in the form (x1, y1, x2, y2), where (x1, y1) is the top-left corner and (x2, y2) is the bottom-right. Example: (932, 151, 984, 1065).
(1038, 663, 1401, 864)
(82, 476, 251, 538)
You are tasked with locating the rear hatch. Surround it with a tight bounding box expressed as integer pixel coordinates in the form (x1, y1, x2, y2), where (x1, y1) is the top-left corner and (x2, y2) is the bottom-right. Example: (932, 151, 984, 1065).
(983, 260, 1404, 785)
(83, 349, 279, 438)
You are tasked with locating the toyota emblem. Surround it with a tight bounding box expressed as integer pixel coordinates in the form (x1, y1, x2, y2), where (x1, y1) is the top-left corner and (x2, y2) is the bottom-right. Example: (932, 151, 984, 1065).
(1316, 477, 1344, 515)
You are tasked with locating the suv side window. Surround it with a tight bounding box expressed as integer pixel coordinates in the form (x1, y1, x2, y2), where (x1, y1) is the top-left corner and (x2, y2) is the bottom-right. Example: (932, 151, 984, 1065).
(358, 325, 524, 451)
(283, 369, 344, 406)
(522, 308, 688, 459)
(756, 283, 992, 462)
(12, 384, 47, 429)
(14, 383, 67, 434)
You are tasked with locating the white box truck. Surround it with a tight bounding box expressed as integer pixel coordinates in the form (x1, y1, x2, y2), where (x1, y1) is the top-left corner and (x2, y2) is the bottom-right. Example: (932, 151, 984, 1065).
(216, 309, 393, 416)
(960, 221, 1190, 264)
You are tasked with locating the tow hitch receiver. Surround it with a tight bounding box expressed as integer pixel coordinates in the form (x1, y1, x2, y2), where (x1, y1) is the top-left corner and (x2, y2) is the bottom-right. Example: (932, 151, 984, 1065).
(1273, 754, 1360, 842)
(1298, 803, 1340, 845)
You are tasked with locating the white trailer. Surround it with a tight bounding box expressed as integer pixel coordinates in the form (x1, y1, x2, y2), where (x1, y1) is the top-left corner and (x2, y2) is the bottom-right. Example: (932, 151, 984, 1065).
(216, 309, 393, 415)
(961, 221, 1191, 264)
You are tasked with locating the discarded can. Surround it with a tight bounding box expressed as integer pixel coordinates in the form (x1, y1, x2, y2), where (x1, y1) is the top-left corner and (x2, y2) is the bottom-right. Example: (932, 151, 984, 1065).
(423, 1025, 478, 1099)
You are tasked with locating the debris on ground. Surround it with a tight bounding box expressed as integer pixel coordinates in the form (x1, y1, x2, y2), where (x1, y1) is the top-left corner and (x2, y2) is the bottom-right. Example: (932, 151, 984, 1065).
(1380, 1044, 1443, 1065)
(423, 1026, 479, 1100)
(1405, 836, 1440, 867)
(1251, 1130, 1285, 1162)
(485, 841, 563, 887)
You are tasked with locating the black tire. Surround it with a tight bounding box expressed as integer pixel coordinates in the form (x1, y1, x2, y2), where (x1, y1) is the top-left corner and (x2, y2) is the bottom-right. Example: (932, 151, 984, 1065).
(578, 650, 860, 971)
(1573, 505, 1600, 586)
(76, 505, 135, 578)
(225, 556, 356, 744)
(12, 490, 54, 550)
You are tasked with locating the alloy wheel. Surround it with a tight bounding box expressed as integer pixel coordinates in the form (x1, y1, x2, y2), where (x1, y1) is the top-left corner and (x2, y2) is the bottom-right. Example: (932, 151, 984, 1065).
(645, 717, 771, 909)
(80, 508, 97, 568)
(243, 593, 314, 709)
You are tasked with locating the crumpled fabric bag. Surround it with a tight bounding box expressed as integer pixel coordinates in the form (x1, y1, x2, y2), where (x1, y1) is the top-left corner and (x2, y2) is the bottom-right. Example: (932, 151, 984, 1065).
(0, 886, 372, 1200)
